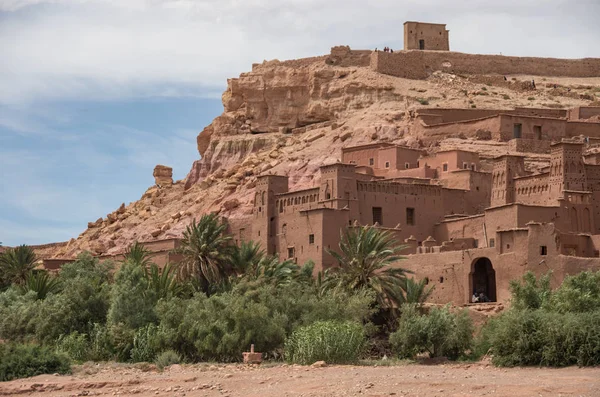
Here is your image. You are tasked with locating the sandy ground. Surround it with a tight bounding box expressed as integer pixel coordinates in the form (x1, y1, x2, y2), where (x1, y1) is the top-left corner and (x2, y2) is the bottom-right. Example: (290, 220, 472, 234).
(1, 361, 599, 397)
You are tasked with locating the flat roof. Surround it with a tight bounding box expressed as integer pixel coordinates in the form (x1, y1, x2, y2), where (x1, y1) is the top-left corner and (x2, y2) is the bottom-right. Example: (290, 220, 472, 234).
(403, 21, 447, 26)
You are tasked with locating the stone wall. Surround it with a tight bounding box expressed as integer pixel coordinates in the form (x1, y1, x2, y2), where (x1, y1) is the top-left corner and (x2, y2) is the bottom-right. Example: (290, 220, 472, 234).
(508, 138, 551, 154)
(371, 50, 600, 80)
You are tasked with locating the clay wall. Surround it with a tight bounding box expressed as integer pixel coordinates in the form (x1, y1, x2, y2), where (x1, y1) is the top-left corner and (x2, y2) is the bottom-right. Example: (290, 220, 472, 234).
(569, 106, 600, 121)
(327, 46, 372, 67)
(513, 107, 568, 119)
(377, 146, 421, 170)
(417, 108, 502, 124)
(371, 50, 600, 80)
(498, 114, 566, 141)
(514, 173, 551, 205)
(508, 138, 551, 154)
(439, 170, 492, 213)
(403, 22, 449, 51)
(426, 150, 481, 175)
(381, 166, 436, 179)
(434, 215, 486, 245)
(415, 116, 501, 143)
(341, 143, 394, 167)
(566, 121, 600, 138)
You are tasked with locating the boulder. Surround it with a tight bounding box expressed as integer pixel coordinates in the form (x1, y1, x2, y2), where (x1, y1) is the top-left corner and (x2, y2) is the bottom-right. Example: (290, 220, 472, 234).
(153, 165, 173, 186)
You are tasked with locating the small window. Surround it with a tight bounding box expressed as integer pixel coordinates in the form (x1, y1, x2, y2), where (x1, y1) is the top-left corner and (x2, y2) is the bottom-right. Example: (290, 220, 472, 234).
(309, 234, 315, 244)
(349, 160, 356, 164)
(540, 246, 547, 255)
(417, 161, 420, 167)
(474, 239, 479, 248)
(288, 247, 295, 259)
(385, 161, 390, 169)
(439, 276, 444, 283)
(534, 125, 542, 140)
(443, 163, 448, 172)
(258, 230, 261, 237)
(326, 193, 331, 200)
(372, 207, 383, 225)
(424, 277, 429, 285)
(506, 244, 511, 249)
(513, 123, 522, 139)
(406, 207, 415, 225)
(471, 163, 476, 171)
(369, 158, 374, 166)
(405, 162, 410, 169)
(489, 238, 495, 248)
(463, 162, 468, 170)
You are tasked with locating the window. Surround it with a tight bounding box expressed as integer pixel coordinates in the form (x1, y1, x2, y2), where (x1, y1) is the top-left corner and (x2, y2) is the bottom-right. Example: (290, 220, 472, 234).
(439, 276, 444, 283)
(406, 207, 415, 225)
(287, 247, 295, 259)
(474, 239, 479, 248)
(349, 160, 356, 164)
(372, 207, 383, 225)
(405, 162, 410, 169)
(417, 161, 420, 167)
(369, 158, 374, 166)
(540, 246, 547, 255)
(309, 234, 315, 244)
(443, 163, 448, 172)
(385, 161, 390, 169)
(463, 162, 468, 170)
(489, 238, 495, 248)
(506, 244, 511, 249)
(326, 193, 331, 200)
(471, 163, 476, 171)
(513, 123, 522, 139)
(534, 125, 542, 140)
(419, 39, 425, 50)
(424, 277, 429, 285)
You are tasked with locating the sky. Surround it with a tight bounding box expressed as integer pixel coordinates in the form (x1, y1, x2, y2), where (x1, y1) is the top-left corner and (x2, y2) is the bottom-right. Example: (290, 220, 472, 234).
(1, 0, 599, 246)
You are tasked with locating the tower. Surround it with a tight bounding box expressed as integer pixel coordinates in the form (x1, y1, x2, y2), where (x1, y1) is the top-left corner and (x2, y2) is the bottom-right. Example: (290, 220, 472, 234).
(252, 175, 288, 254)
(318, 163, 358, 210)
(548, 142, 586, 205)
(491, 155, 525, 207)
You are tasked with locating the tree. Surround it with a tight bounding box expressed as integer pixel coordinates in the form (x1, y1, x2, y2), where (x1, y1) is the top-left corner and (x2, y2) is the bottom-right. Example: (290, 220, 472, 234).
(146, 263, 183, 300)
(327, 226, 411, 309)
(123, 241, 153, 269)
(0, 245, 38, 286)
(19, 271, 61, 300)
(229, 240, 265, 276)
(403, 277, 434, 305)
(175, 214, 233, 294)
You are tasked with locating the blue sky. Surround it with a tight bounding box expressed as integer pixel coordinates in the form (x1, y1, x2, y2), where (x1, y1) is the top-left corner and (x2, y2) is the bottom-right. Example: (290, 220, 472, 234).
(1, 0, 598, 246)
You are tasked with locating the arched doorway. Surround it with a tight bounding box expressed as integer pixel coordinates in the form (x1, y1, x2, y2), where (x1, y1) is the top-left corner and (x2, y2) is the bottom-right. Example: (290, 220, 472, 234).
(469, 257, 497, 302)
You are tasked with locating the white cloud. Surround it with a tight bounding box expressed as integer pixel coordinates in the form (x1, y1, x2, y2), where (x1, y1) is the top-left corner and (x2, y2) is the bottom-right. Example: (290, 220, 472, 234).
(0, 0, 598, 104)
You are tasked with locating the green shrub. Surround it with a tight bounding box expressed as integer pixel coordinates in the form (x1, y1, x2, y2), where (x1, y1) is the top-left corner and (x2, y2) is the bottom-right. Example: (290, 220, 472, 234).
(389, 304, 473, 360)
(480, 309, 600, 367)
(56, 332, 90, 363)
(416, 98, 429, 105)
(285, 321, 365, 365)
(548, 271, 600, 313)
(0, 344, 71, 381)
(502, 94, 510, 100)
(509, 271, 552, 310)
(130, 324, 159, 363)
(155, 350, 181, 369)
(155, 281, 374, 362)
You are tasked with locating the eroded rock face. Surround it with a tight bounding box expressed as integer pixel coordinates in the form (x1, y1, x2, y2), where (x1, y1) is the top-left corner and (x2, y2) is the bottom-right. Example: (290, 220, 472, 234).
(153, 165, 173, 186)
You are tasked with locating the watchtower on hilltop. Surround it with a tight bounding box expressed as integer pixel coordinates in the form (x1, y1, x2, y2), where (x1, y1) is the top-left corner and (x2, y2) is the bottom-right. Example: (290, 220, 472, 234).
(403, 21, 449, 51)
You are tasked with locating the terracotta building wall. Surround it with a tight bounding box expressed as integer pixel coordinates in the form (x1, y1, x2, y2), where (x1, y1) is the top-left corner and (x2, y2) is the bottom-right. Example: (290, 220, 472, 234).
(371, 50, 600, 80)
(498, 114, 567, 141)
(415, 116, 502, 143)
(508, 138, 551, 154)
(403, 22, 449, 51)
(417, 108, 502, 124)
(566, 121, 600, 138)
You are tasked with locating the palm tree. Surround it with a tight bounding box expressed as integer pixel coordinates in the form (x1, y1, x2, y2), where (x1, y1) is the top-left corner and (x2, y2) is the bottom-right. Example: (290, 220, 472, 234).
(175, 213, 233, 294)
(123, 241, 153, 269)
(229, 240, 265, 275)
(402, 277, 434, 305)
(0, 245, 38, 285)
(19, 271, 61, 299)
(327, 226, 412, 309)
(146, 262, 183, 299)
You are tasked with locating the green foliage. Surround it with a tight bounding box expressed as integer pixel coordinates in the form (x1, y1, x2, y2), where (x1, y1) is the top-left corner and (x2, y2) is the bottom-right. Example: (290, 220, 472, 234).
(155, 280, 374, 362)
(146, 263, 184, 300)
(19, 271, 61, 300)
(416, 98, 429, 105)
(55, 324, 115, 363)
(0, 343, 71, 381)
(481, 309, 600, 367)
(479, 271, 600, 367)
(402, 278, 434, 305)
(131, 324, 160, 363)
(108, 260, 157, 331)
(389, 304, 473, 360)
(56, 332, 91, 363)
(0, 245, 38, 285)
(326, 226, 411, 309)
(509, 271, 552, 310)
(229, 240, 265, 275)
(285, 321, 365, 365)
(124, 241, 154, 269)
(175, 214, 233, 294)
(155, 350, 181, 369)
(502, 94, 510, 100)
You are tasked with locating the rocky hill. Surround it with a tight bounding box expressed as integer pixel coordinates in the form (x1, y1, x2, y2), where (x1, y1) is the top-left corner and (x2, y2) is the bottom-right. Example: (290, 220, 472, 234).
(44, 48, 600, 259)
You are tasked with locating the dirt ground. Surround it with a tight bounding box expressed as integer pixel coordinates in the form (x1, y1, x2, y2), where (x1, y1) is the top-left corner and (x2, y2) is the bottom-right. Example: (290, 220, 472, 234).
(1, 360, 599, 397)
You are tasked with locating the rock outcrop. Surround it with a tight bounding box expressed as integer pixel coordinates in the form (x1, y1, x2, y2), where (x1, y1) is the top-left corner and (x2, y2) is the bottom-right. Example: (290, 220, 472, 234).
(153, 165, 173, 186)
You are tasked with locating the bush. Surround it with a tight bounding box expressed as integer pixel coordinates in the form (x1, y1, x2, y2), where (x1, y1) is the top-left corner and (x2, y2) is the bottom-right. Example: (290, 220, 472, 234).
(155, 350, 181, 369)
(130, 324, 160, 363)
(0, 344, 71, 381)
(155, 281, 374, 362)
(416, 98, 429, 105)
(389, 304, 473, 360)
(480, 309, 600, 367)
(285, 321, 365, 365)
(56, 332, 90, 363)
